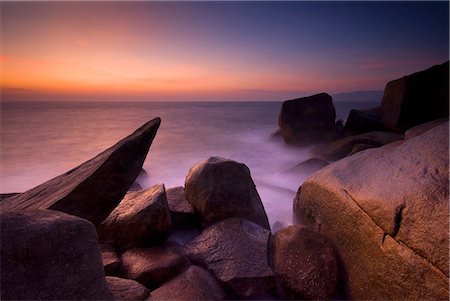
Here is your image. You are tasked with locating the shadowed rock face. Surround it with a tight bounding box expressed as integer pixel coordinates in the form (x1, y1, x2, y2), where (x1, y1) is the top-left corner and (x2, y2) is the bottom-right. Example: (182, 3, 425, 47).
(184, 218, 274, 298)
(185, 157, 270, 229)
(1, 210, 113, 300)
(0, 118, 161, 225)
(106, 277, 150, 301)
(294, 122, 449, 300)
(148, 265, 226, 301)
(278, 93, 336, 145)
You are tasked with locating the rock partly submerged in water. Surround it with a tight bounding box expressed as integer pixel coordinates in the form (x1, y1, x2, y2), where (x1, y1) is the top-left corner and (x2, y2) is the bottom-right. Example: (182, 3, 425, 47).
(184, 218, 274, 298)
(294, 122, 449, 299)
(1, 210, 113, 300)
(106, 276, 150, 301)
(185, 157, 270, 229)
(0, 118, 161, 225)
(273, 225, 339, 300)
(98, 184, 172, 250)
(278, 93, 337, 145)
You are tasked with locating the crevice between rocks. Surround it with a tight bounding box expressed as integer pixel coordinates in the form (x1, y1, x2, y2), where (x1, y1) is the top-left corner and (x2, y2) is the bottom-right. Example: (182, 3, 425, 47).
(341, 188, 447, 278)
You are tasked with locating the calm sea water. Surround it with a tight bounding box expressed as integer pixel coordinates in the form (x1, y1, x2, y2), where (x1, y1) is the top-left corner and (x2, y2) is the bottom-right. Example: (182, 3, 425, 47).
(0, 100, 378, 229)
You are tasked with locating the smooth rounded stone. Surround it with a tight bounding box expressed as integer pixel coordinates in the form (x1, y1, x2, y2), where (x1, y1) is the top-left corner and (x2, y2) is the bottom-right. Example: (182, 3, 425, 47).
(381, 61, 449, 132)
(294, 122, 449, 299)
(101, 245, 121, 276)
(344, 106, 385, 135)
(314, 131, 403, 161)
(184, 218, 274, 298)
(0, 118, 161, 225)
(166, 186, 200, 229)
(147, 265, 225, 301)
(184, 157, 269, 229)
(120, 242, 189, 289)
(273, 225, 339, 300)
(1, 210, 113, 300)
(288, 158, 329, 174)
(404, 118, 448, 140)
(107, 276, 150, 301)
(278, 93, 337, 145)
(99, 184, 172, 250)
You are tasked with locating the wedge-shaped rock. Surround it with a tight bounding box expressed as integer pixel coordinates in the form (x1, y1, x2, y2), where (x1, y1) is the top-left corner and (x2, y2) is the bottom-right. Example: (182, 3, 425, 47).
(99, 184, 172, 250)
(295, 122, 449, 299)
(0, 118, 161, 225)
(106, 276, 150, 301)
(1, 210, 113, 300)
(148, 265, 225, 301)
(184, 218, 274, 298)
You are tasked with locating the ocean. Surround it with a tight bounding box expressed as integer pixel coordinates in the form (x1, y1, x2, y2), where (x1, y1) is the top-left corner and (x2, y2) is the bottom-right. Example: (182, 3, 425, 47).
(0, 100, 378, 229)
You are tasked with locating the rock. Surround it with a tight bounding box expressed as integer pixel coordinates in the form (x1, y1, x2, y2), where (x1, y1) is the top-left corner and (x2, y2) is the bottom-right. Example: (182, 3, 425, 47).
(184, 218, 274, 298)
(99, 184, 172, 250)
(0, 193, 20, 201)
(344, 106, 385, 134)
(184, 157, 269, 229)
(294, 122, 449, 299)
(120, 242, 189, 289)
(1, 210, 113, 300)
(0, 118, 161, 225)
(314, 131, 403, 161)
(273, 225, 339, 300)
(147, 265, 225, 301)
(381, 61, 449, 132)
(101, 245, 121, 276)
(289, 158, 329, 174)
(404, 118, 448, 140)
(348, 143, 374, 156)
(107, 277, 150, 301)
(129, 181, 143, 192)
(278, 93, 336, 145)
(166, 186, 200, 229)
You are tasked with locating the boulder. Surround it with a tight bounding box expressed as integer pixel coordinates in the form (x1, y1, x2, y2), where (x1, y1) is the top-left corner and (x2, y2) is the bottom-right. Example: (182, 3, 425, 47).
(1, 210, 113, 300)
(106, 277, 150, 301)
(344, 106, 385, 134)
(0, 193, 19, 201)
(101, 245, 121, 276)
(404, 118, 448, 140)
(147, 265, 225, 301)
(184, 157, 269, 229)
(120, 242, 189, 289)
(273, 225, 339, 300)
(0, 118, 161, 225)
(314, 131, 403, 161)
(166, 186, 200, 229)
(99, 184, 172, 250)
(294, 122, 449, 299)
(381, 61, 449, 132)
(348, 143, 374, 156)
(278, 93, 336, 145)
(289, 158, 329, 174)
(184, 218, 274, 298)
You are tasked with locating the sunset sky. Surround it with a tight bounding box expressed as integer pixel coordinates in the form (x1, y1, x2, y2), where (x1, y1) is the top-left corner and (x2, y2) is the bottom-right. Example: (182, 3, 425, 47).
(1, 1, 448, 101)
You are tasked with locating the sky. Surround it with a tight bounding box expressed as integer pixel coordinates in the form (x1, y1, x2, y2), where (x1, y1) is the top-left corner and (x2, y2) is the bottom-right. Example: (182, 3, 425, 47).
(0, 1, 448, 102)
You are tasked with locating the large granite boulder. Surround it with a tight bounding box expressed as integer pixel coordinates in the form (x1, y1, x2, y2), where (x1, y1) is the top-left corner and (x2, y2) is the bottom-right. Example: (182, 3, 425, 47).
(106, 277, 150, 301)
(381, 61, 449, 132)
(1, 210, 113, 300)
(314, 131, 403, 161)
(404, 118, 448, 140)
(184, 218, 274, 298)
(99, 184, 172, 250)
(294, 122, 449, 299)
(273, 225, 339, 300)
(120, 242, 189, 289)
(184, 157, 269, 229)
(148, 265, 226, 301)
(278, 93, 336, 145)
(344, 106, 385, 135)
(0, 118, 161, 225)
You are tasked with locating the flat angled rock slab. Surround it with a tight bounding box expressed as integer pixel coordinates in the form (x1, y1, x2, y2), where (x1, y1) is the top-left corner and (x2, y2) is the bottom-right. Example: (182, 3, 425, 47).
(0, 118, 161, 225)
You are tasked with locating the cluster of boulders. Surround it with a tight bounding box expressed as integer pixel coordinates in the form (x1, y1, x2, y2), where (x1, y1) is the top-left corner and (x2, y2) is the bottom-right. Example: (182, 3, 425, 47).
(1, 118, 342, 300)
(280, 61, 449, 299)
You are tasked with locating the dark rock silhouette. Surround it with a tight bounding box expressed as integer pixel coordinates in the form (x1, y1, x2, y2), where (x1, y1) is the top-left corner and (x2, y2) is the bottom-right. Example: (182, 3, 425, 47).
(185, 157, 269, 229)
(278, 93, 336, 145)
(1, 210, 113, 300)
(294, 122, 449, 299)
(381, 61, 449, 132)
(0, 118, 161, 225)
(344, 106, 385, 134)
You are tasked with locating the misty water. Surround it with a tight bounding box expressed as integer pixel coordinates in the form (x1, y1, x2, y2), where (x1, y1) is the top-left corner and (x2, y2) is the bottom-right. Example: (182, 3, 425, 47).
(1, 101, 377, 230)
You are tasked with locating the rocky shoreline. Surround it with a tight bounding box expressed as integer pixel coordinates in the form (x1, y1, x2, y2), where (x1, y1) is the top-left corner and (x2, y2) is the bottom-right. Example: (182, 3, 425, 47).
(1, 61, 448, 300)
